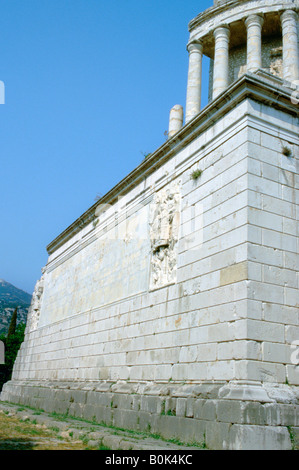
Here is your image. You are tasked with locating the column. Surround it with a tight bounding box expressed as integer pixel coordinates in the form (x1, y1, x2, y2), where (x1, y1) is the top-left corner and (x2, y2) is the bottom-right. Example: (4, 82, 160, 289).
(213, 26, 230, 99)
(245, 14, 264, 72)
(281, 10, 299, 83)
(185, 40, 203, 123)
(168, 105, 184, 138)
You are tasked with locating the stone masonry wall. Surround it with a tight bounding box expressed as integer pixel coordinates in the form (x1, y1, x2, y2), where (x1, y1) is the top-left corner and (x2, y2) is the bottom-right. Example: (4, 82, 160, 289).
(246, 100, 299, 385)
(2, 76, 298, 450)
(1, 380, 298, 449)
(9, 93, 299, 388)
(12, 98, 254, 385)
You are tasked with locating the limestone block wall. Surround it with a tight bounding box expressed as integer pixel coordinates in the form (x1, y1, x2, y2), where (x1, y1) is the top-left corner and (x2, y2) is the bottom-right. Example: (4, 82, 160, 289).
(2, 73, 299, 450)
(10, 78, 299, 389)
(246, 100, 299, 385)
(13, 102, 250, 385)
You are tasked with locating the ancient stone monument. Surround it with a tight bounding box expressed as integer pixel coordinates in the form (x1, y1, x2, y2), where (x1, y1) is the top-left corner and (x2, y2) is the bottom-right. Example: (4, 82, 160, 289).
(1, 0, 298, 450)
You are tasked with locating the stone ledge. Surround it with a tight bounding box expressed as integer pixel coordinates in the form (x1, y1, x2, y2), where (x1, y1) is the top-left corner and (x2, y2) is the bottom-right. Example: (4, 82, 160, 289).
(1, 379, 297, 449)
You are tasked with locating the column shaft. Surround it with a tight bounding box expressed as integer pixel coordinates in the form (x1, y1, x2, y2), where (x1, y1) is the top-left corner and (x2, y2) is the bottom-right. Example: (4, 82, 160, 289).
(245, 14, 264, 72)
(168, 105, 184, 138)
(185, 41, 203, 123)
(213, 26, 230, 99)
(281, 10, 299, 83)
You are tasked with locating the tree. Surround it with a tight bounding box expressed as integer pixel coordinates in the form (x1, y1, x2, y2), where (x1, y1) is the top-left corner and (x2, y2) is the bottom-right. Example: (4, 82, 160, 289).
(7, 307, 17, 339)
(0, 321, 26, 392)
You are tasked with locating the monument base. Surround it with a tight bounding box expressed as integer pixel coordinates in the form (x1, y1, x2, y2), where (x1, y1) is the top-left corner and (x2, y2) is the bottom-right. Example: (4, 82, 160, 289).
(1, 379, 298, 450)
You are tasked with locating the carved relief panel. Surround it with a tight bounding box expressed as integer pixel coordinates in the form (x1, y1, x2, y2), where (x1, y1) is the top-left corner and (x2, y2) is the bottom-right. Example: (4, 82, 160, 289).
(149, 182, 181, 290)
(28, 273, 45, 331)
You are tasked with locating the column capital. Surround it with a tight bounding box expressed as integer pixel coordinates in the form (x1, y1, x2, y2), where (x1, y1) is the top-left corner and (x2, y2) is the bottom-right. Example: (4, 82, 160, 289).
(244, 14, 264, 29)
(213, 25, 230, 40)
(280, 9, 298, 23)
(187, 40, 203, 54)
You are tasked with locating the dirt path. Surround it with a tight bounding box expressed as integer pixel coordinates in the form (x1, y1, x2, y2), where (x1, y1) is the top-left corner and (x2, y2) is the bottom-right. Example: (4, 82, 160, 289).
(0, 409, 98, 450)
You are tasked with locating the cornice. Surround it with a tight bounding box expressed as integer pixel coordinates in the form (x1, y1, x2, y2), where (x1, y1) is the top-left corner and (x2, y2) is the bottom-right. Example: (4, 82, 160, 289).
(46, 74, 299, 256)
(189, 0, 243, 32)
(188, 0, 298, 33)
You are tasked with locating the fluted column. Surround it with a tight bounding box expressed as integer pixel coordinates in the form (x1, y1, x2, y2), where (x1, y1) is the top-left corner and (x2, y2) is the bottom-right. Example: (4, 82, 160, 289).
(281, 10, 299, 83)
(245, 14, 264, 72)
(185, 40, 203, 123)
(213, 26, 230, 99)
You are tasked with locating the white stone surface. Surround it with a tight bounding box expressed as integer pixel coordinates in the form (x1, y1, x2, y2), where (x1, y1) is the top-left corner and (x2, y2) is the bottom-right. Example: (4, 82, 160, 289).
(213, 26, 230, 99)
(245, 14, 264, 72)
(1, 2, 298, 452)
(281, 9, 299, 82)
(10, 81, 297, 391)
(189, 0, 299, 103)
(168, 105, 184, 138)
(185, 41, 203, 122)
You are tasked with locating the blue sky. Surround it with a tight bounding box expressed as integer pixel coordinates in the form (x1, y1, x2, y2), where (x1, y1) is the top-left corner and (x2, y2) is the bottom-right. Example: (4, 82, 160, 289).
(0, 0, 213, 295)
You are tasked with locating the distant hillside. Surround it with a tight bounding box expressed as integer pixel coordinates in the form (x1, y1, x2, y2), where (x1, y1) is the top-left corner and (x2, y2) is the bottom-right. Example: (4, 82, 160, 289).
(0, 280, 31, 335)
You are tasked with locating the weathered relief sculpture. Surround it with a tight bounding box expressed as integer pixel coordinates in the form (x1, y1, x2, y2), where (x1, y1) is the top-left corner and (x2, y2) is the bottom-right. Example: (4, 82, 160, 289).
(149, 183, 181, 290)
(28, 273, 45, 331)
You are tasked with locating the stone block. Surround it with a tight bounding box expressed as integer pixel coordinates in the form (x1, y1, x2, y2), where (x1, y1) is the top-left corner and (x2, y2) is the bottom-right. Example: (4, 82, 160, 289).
(94, 405, 113, 426)
(176, 398, 187, 417)
(286, 365, 299, 386)
(86, 390, 112, 407)
(228, 424, 292, 450)
(241, 401, 266, 425)
(220, 261, 248, 286)
(140, 395, 164, 415)
(279, 404, 298, 427)
(205, 421, 232, 450)
(216, 399, 244, 424)
(235, 359, 286, 383)
(157, 415, 204, 444)
(102, 435, 123, 450)
(262, 403, 281, 426)
(193, 399, 216, 421)
(292, 427, 299, 449)
(138, 411, 154, 433)
(111, 394, 134, 411)
(262, 342, 290, 364)
(112, 408, 140, 430)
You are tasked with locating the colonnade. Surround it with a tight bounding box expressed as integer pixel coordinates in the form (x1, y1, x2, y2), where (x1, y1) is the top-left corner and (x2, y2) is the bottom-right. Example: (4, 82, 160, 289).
(185, 9, 299, 123)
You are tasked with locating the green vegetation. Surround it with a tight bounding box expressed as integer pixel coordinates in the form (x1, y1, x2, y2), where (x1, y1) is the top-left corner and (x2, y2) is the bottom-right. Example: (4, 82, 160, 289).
(7, 307, 18, 339)
(141, 151, 152, 160)
(1, 402, 208, 450)
(282, 145, 292, 157)
(0, 410, 99, 450)
(287, 426, 295, 450)
(0, 308, 26, 391)
(190, 169, 202, 180)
